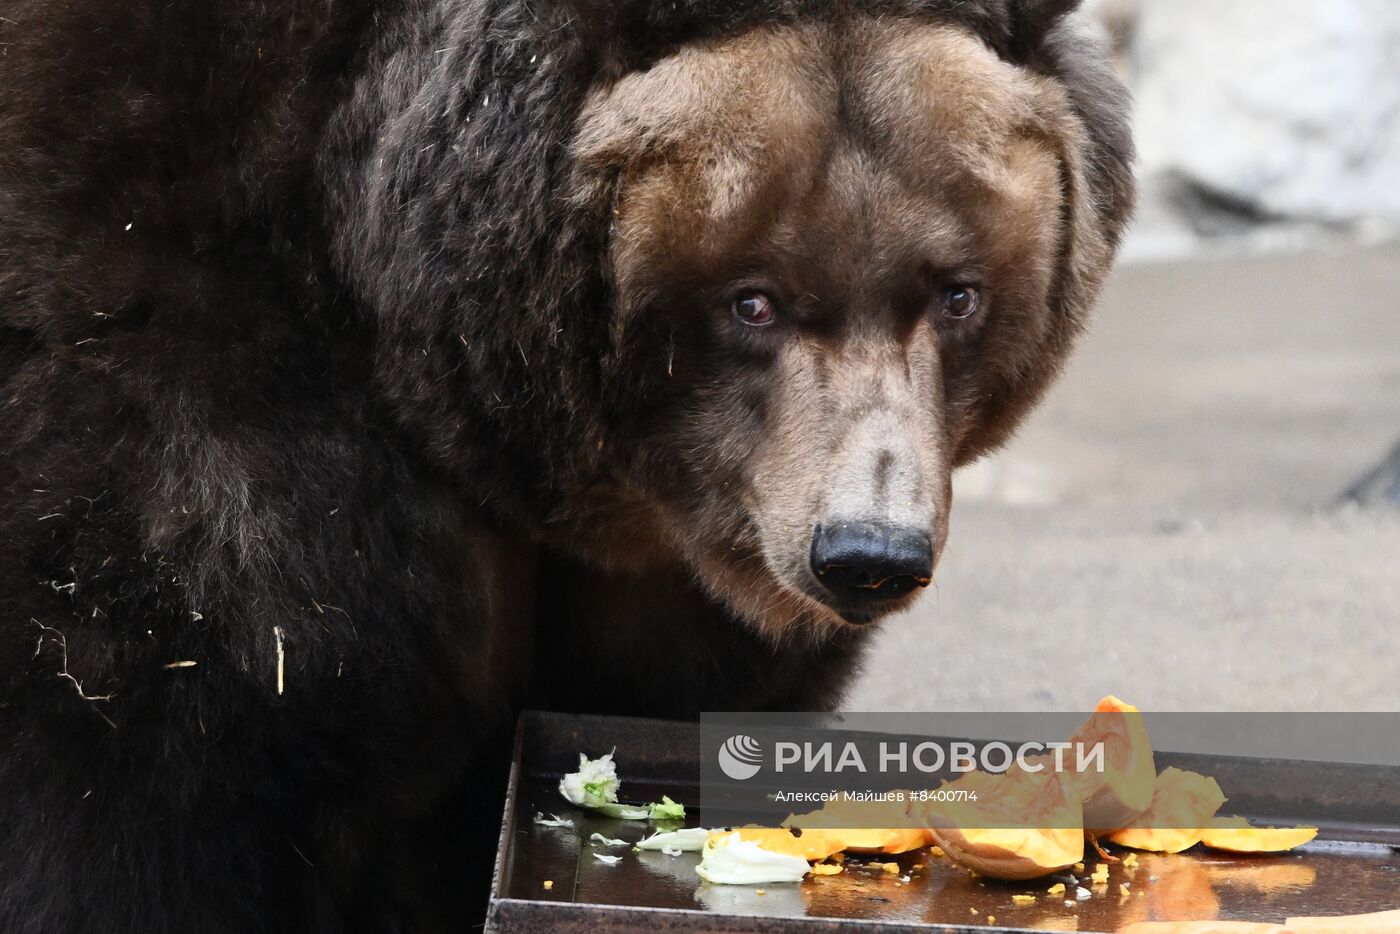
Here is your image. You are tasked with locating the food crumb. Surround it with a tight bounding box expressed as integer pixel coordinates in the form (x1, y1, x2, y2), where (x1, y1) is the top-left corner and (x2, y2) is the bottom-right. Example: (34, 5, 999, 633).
(1122, 853, 1138, 868)
(929, 846, 946, 858)
(543, 880, 553, 891)
(812, 863, 843, 876)
(1047, 883, 1066, 895)
(1074, 862, 1086, 872)
(756, 889, 766, 896)
(1119, 883, 1131, 898)
(986, 916, 995, 925)
(970, 907, 979, 916)
(880, 862, 899, 874)
(1091, 863, 1110, 885)
(1012, 894, 1036, 905)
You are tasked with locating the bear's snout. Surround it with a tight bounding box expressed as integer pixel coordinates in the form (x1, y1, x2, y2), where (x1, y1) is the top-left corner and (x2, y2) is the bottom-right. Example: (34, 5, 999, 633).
(809, 520, 933, 613)
(799, 401, 944, 620)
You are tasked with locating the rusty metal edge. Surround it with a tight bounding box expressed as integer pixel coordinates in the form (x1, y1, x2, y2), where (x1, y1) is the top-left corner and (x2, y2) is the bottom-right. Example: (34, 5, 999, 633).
(488, 896, 1024, 934)
(485, 710, 528, 931)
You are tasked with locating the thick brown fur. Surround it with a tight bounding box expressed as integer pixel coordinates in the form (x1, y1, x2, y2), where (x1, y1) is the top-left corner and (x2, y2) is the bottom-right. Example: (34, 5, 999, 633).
(0, 1, 1132, 930)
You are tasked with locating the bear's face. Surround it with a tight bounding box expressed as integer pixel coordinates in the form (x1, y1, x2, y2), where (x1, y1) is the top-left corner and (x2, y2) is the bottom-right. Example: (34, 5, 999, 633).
(572, 18, 1114, 639)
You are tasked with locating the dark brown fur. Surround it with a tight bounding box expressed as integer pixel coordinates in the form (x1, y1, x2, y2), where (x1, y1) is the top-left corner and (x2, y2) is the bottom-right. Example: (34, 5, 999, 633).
(0, 1, 1132, 930)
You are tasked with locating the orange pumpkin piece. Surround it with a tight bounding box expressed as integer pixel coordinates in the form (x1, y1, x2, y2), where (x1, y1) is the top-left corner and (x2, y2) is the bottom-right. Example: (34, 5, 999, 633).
(1069, 695, 1158, 833)
(922, 768, 1084, 880)
(1286, 909, 1400, 932)
(711, 827, 847, 862)
(1117, 925, 1295, 934)
(836, 828, 928, 855)
(1109, 767, 1226, 854)
(785, 797, 928, 854)
(1198, 816, 1317, 854)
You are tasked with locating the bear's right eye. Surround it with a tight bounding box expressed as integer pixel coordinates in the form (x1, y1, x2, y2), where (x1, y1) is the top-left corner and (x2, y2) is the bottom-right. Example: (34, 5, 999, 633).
(940, 284, 982, 320)
(732, 290, 777, 328)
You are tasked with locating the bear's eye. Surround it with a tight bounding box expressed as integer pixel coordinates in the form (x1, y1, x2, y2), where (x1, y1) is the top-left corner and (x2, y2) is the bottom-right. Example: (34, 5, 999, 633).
(941, 285, 982, 320)
(732, 290, 777, 327)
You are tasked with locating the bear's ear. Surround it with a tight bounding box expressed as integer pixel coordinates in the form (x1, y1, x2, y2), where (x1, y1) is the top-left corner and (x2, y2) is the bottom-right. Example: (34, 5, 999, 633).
(1006, 0, 1083, 57)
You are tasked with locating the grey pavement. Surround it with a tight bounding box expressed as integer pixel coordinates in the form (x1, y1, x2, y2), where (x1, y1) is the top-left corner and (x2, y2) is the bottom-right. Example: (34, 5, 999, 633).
(849, 245, 1400, 713)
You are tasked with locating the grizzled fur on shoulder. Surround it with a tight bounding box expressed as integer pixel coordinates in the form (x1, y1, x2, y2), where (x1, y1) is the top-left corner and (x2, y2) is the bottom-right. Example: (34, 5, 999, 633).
(0, 0, 1132, 930)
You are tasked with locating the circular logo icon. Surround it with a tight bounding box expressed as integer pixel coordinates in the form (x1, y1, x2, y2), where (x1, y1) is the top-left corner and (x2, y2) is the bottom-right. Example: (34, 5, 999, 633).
(717, 734, 764, 781)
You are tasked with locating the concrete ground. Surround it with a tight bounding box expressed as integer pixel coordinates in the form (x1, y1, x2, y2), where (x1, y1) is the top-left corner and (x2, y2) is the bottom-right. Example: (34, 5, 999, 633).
(849, 244, 1400, 713)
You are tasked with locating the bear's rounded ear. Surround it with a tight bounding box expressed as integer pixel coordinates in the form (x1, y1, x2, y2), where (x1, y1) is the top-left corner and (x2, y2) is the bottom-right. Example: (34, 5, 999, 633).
(1006, 0, 1083, 58)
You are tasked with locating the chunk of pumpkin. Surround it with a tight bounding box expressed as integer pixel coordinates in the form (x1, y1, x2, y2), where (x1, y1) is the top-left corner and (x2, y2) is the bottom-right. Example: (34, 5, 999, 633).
(784, 797, 927, 855)
(933, 824, 1085, 881)
(1198, 817, 1317, 854)
(710, 827, 846, 862)
(1109, 826, 1204, 855)
(1108, 767, 1226, 854)
(1286, 909, 1400, 932)
(1069, 695, 1158, 832)
(835, 828, 928, 855)
(922, 768, 1084, 880)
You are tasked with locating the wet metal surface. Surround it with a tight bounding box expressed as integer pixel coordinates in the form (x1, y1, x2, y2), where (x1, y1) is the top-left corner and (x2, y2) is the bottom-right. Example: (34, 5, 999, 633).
(487, 713, 1400, 933)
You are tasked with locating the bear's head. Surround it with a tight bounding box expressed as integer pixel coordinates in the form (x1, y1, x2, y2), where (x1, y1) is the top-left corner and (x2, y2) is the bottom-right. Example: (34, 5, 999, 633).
(567, 14, 1130, 635)
(330, 0, 1132, 643)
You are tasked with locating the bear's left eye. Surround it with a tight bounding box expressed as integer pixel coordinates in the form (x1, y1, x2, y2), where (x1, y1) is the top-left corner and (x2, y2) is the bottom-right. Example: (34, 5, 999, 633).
(940, 285, 982, 320)
(732, 290, 777, 327)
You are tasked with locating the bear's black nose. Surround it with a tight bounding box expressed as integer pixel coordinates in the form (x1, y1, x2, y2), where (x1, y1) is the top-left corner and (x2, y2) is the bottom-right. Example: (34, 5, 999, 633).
(810, 521, 933, 607)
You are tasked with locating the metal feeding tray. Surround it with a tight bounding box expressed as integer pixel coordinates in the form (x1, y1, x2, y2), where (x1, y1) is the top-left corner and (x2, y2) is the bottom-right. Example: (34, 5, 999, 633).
(486, 712, 1400, 933)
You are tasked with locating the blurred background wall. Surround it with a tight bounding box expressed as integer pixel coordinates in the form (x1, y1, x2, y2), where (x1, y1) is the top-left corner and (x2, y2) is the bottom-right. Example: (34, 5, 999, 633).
(1086, 0, 1400, 260)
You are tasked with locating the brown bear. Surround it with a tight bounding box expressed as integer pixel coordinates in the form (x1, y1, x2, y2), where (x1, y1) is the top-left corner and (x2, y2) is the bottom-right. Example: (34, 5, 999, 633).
(0, 0, 1132, 930)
